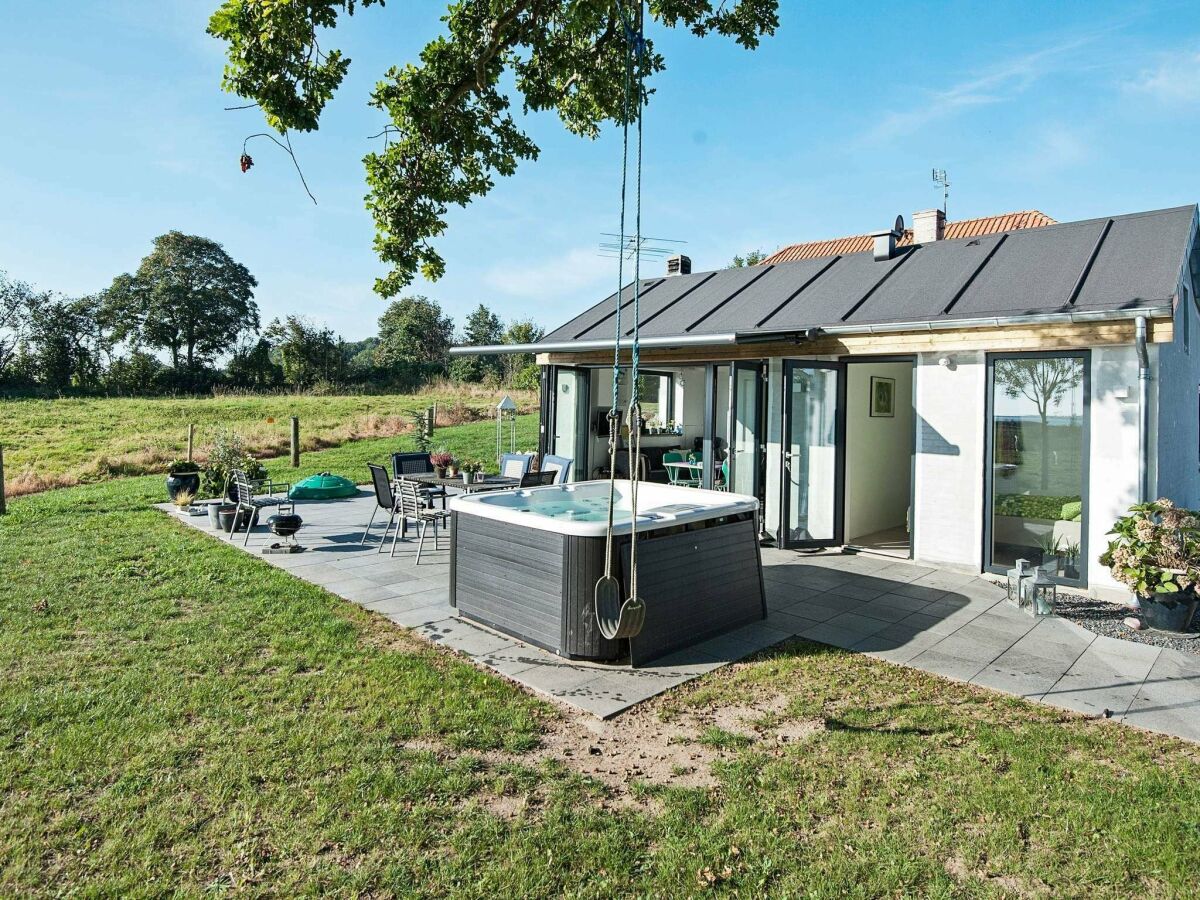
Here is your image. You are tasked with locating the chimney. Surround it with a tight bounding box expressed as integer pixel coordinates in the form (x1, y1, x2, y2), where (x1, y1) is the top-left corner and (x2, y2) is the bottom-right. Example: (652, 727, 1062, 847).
(913, 208, 946, 243)
(666, 254, 691, 276)
(870, 227, 900, 262)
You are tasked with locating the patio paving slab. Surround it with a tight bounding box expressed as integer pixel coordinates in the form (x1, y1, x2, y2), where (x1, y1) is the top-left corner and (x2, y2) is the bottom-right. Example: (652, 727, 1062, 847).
(160, 501, 1200, 737)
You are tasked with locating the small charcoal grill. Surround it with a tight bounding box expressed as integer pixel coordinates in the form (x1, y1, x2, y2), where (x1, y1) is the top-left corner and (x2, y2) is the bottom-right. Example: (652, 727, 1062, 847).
(262, 512, 305, 554)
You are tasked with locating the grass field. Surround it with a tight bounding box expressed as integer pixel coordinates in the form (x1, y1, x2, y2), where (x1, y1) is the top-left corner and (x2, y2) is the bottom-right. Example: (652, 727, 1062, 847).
(0, 386, 537, 496)
(2, 425, 1199, 896)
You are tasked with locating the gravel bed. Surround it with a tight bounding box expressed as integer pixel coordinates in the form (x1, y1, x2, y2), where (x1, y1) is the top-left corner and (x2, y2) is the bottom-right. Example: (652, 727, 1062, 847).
(1054, 594, 1200, 655)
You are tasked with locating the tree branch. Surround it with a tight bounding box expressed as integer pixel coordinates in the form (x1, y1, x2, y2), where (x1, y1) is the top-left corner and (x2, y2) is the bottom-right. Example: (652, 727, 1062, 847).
(242, 132, 318, 205)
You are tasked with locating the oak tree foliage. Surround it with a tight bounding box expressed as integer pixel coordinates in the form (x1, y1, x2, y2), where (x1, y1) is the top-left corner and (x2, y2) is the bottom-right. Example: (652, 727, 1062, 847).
(208, 1, 779, 296)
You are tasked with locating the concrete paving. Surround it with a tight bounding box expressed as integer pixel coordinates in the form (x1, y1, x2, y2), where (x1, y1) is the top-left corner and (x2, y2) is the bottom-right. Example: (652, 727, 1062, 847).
(162, 493, 1200, 737)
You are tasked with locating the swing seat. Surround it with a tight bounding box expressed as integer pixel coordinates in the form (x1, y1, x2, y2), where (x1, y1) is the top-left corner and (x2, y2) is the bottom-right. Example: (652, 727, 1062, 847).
(595, 589, 646, 640)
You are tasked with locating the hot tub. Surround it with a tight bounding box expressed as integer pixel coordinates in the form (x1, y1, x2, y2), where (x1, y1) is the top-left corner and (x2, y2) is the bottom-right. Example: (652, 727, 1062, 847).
(449, 481, 766, 665)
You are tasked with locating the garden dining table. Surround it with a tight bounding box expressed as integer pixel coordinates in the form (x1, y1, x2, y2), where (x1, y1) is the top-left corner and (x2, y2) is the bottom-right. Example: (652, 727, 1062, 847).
(399, 472, 521, 494)
(663, 460, 703, 485)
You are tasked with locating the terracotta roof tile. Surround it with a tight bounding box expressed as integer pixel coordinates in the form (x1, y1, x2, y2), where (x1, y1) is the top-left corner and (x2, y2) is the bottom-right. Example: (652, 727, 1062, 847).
(762, 210, 1057, 264)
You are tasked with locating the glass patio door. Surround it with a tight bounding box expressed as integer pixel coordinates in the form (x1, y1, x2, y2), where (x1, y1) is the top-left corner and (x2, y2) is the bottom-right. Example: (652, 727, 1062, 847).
(548, 366, 589, 480)
(781, 361, 844, 548)
(728, 361, 766, 500)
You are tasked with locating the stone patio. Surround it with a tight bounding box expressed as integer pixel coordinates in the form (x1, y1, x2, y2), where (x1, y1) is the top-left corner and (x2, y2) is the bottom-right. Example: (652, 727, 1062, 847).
(165, 493, 1200, 739)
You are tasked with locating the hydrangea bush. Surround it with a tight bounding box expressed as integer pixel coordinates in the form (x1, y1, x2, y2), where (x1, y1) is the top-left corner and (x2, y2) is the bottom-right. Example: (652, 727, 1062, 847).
(1099, 499, 1200, 596)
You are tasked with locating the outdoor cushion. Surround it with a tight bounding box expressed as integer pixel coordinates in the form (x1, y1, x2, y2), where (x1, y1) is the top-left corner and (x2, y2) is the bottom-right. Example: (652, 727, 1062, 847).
(289, 472, 359, 500)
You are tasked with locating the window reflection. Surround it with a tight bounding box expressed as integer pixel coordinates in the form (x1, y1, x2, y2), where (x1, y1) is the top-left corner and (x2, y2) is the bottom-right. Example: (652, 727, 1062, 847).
(990, 355, 1086, 583)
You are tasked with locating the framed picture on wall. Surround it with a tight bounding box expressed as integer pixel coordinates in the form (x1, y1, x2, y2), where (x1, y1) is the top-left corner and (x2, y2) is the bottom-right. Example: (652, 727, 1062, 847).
(869, 376, 895, 417)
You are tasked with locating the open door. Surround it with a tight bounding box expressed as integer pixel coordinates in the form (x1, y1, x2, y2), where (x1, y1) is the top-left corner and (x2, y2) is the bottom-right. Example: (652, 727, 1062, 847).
(728, 361, 766, 503)
(780, 360, 844, 549)
(544, 366, 590, 479)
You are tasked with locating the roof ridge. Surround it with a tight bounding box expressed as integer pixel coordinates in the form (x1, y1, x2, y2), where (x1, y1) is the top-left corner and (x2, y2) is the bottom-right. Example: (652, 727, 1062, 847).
(763, 210, 1057, 266)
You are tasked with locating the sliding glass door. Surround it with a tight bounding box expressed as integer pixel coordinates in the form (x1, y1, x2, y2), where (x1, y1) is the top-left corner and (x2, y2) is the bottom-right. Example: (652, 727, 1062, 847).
(781, 361, 844, 548)
(985, 352, 1089, 584)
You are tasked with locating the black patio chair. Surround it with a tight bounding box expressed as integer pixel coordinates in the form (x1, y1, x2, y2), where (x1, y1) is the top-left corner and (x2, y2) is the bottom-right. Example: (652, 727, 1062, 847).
(390, 451, 447, 509)
(361, 463, 402, 553)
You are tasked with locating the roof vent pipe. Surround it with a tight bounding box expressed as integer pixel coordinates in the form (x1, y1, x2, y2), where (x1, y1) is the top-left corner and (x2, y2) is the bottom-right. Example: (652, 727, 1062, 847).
(666, 254, 691, 276)
(1136, 315, 1150, 502)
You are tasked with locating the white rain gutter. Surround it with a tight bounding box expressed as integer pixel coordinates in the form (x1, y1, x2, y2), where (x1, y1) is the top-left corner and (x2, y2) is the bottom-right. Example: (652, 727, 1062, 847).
(449, 332, 740, 355)
(451, 304, 1170, 356)
(1135, 314, 1151, 502)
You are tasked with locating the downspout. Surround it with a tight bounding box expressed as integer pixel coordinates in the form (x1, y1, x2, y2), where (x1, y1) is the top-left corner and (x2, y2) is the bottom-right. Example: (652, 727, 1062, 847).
(1135, 315, 1150, 503)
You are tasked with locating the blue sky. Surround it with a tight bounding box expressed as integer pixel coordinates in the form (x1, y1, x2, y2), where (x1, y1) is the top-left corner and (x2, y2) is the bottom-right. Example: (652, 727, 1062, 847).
(2, 1, 1199, 341)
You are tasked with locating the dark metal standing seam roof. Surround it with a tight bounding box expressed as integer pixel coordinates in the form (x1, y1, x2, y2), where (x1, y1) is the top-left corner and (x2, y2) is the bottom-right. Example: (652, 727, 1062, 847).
(539, 205, 1198, 345)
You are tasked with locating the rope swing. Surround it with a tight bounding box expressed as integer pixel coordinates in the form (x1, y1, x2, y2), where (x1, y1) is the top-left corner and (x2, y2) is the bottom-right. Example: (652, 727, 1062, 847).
(595, 0, 648, 642)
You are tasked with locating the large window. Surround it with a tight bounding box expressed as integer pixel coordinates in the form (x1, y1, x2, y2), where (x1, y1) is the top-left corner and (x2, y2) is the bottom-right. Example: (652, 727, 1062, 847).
(986, 352, 1089, 584)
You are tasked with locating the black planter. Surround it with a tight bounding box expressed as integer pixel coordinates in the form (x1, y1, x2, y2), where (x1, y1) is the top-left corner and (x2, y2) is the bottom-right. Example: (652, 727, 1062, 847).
(166, 471, 201, 501)
(217, 506, 257, 532)
(1138, 591, 1199, 632)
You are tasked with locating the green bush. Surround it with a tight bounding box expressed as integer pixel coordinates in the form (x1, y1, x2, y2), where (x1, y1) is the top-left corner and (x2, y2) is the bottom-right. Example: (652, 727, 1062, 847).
(201, 429, 267, 498)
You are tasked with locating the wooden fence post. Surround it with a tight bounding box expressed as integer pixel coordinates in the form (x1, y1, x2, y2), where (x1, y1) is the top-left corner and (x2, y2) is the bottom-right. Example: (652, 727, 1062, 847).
(186, 424, 195, 463)
(0, 445, 6, 516)
(290, 417, 300, 467)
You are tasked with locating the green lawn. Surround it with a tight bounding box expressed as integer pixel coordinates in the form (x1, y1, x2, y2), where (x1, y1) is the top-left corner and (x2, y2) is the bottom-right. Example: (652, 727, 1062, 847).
(0, 388, 537, 495)
(2, 427, 1199, 896)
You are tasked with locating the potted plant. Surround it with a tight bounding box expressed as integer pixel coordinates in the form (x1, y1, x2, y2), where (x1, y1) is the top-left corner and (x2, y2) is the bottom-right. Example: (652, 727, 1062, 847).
(166, 458, 201, 501)
(1062, 541, 1081, 580)
(430, 449, 453, 478)
(446, 457, 460, 478)
(171, 489, 197, 514)
(201, 429, 267, 501)
(1099, 498, 1200, 632)
(1037, 533, 1062, 575)
(462, 460, 482, 485)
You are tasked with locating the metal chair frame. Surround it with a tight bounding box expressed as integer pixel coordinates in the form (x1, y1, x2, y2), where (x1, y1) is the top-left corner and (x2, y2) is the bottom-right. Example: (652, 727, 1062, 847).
(226, 470, 293, 546)
(393, 480, 452, 563)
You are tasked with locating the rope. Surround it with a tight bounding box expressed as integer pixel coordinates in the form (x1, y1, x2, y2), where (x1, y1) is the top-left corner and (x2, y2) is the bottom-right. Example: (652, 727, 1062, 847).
(597, 0, 647, 639)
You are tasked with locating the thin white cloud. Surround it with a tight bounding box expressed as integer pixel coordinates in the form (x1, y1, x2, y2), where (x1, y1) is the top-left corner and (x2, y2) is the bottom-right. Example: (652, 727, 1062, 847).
(1126, 47, 1200, 104)
(861, 36, 1096, 144)
(483, 246, 614, 299)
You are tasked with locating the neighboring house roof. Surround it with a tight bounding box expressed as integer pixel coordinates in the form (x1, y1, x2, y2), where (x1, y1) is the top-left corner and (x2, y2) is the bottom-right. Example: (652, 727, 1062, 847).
(540, 205, 1196, 346)
(762, 210, 1057, 264)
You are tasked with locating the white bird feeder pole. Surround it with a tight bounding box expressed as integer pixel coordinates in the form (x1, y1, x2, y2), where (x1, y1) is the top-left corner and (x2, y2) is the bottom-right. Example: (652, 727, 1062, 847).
(496, 394, 518, 465)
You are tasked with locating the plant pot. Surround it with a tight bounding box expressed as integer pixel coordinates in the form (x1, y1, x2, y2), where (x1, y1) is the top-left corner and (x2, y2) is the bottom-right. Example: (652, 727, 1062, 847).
(447, 467, 458, 478)
(206, 501, 224, 530)
(1137, 591, 1199, 632)
(166, 471, 200, 501)
(217, 505, 257, 533)
(434, 466, 447, 478)
(463, 472, 476, 485)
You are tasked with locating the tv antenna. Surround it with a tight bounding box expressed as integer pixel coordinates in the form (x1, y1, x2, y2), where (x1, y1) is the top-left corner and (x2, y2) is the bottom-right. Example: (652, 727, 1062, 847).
(598, 233, 687, 264)
(931, 168, 950, 216)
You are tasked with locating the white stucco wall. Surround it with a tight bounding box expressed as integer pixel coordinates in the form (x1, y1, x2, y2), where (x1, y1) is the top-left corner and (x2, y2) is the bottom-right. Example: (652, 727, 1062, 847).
(1156, 289, 1200, 508)
(911, 352, 986, 572)
(1088, 344, 1150, 597)
(844, 361, 914, 541)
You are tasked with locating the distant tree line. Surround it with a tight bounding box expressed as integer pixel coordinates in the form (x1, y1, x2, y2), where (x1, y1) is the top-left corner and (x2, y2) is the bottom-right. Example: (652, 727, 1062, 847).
(0, 231, 543, 396)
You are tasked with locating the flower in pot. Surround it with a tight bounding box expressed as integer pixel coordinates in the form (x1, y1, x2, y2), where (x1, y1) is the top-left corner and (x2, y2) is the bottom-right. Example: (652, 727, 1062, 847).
(446, 457, 460, 477)
(1099, 498, 1200, 632)
(462, 460, 482, 484)
(165, 458, 201, 501)
(430, 449, 453, 478)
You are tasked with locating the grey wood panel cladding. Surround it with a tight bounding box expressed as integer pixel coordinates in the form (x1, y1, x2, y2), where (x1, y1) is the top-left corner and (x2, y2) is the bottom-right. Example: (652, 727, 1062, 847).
(624, 517, 766, 666)
(452, 509, 765, 667)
